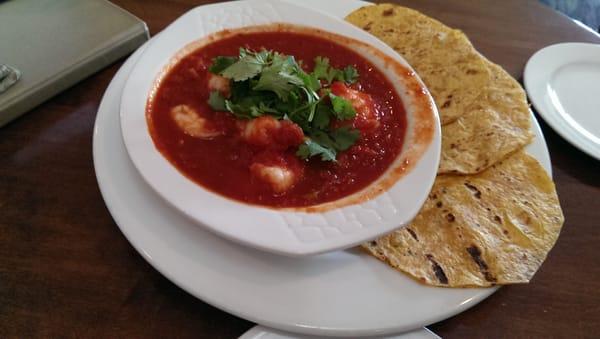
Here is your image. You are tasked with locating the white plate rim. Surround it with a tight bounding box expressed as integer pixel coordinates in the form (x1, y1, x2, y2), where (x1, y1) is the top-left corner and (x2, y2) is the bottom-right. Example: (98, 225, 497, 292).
(238, 324, 440, 339)
(93, 0, 553, 337)
(524, 42, 600, 161)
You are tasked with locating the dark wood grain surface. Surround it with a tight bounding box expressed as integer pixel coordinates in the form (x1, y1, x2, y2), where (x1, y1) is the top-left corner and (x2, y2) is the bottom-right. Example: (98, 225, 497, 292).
(1, 0, 599, 338)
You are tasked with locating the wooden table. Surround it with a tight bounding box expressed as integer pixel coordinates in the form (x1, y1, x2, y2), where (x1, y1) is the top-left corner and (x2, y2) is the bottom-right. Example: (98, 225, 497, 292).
(1, 0, 599, 337)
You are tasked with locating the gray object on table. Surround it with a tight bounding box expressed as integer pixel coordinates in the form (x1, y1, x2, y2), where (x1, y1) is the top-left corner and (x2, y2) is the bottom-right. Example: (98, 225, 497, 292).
(0, 64, 21, 93)
(0, 0, 149, 127)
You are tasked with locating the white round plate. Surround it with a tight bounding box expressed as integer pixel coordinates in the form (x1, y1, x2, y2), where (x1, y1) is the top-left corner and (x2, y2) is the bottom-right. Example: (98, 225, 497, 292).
(93, 0, 552, 336)
(238, 325, 440, 339)
(119, 0, 441, 256)
(524, 42, 600, 160)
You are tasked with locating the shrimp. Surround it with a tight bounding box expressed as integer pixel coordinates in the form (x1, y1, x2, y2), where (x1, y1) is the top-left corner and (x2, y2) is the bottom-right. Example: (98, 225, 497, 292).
(330, 81, 380, 133)
(250, 163, 297, 193)
(207, 73, 231, 98)
(240, 116, 304, 149)
(250, 151, 303, 193)
(170, 105, 222, 139)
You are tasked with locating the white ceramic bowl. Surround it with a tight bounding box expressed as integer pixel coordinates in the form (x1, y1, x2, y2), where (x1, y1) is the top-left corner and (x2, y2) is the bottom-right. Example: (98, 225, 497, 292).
(120, 0, 441, 256)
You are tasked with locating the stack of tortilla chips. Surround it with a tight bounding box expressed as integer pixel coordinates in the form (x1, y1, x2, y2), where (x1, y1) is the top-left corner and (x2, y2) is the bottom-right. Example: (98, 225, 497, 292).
(346, 4, 564, 287)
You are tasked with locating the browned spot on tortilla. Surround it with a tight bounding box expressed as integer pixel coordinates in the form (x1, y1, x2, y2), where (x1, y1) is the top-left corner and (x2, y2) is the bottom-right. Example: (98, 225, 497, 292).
(494, 215, 502, 223)
(466, 69, 479, 75)
(484, 271, 497, 282)
(466, 245, 497, 282)
(363, 21, 373, 31)
(382, 8, 395, 16)
(436, 201, 443, 208)
(426, 254, 448, 284)
(446, 213, 455, 222)
(406, 228, 419, 241)
(464, 182, 482, 199)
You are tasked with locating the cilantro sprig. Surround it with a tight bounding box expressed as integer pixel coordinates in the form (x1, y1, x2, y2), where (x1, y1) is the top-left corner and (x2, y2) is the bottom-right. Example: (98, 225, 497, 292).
(208, 48, 361, 161)
(312, 57, 359, 84)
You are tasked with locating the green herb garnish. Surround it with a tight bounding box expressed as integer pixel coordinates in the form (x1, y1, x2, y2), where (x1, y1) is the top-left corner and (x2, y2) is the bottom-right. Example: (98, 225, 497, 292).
(312, 56, 360, 85)
(208, 48, 361, 161)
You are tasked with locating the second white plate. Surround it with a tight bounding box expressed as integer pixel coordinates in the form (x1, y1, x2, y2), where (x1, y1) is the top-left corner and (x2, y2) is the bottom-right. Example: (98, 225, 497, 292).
(524, 42, 600, 160)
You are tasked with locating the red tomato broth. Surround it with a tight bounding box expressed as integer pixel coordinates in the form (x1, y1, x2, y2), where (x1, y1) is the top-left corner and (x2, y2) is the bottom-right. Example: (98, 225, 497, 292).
(148, 31, 407, 207)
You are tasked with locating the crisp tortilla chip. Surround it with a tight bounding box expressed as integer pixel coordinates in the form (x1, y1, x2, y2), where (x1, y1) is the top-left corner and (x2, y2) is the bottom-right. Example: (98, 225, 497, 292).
(346, 4, 533, 174)
(345, 4, 490, 125)
(438, 61, 534, 174)
(363, 151, 564, 287)
(347, 4, 559, 288)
